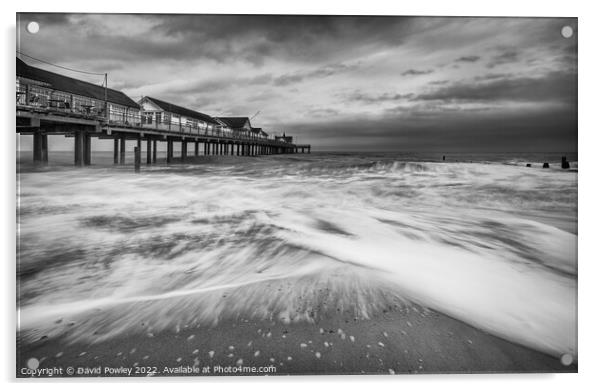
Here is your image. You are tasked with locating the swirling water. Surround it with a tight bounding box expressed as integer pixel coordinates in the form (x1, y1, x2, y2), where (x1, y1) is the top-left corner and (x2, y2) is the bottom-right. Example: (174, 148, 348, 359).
(17, 152, 577, 358)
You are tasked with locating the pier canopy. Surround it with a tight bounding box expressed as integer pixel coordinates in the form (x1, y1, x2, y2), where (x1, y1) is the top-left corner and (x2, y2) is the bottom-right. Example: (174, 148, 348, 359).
(16, 57, 139, 122)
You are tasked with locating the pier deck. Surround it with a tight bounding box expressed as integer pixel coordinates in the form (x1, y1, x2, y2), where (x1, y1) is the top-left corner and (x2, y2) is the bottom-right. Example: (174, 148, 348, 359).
(17, 104, 310, 167)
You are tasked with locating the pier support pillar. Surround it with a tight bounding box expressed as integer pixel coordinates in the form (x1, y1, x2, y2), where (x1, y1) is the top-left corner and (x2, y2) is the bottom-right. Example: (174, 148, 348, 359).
(33, 132, 44, 165)
(41, 134, 48, 164)
(167, 139, 173, 163)
(74, 131, 84, 167)
(146, 139, 152, 164)
(113, 138, 119, 164)
(195, 141, 199, 156)
(83, 133, 91, 165)
(182, 140, 187, 161)
(152, 140, 157, 163)
(119, 135, 126, 165)
(134, 147, 141, 172)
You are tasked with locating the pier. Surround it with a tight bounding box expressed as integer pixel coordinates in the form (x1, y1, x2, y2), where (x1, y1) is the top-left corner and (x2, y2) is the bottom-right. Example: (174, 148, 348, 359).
(16, 57, 310, 166)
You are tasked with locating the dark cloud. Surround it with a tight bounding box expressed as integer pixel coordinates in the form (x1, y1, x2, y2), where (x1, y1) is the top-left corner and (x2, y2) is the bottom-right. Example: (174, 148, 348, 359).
(340, 91, 414, 104)
(487, 49, 520, 68)
(401, 69, 433, 76)
(412, 71, 576, 104)
(273, 63, 359, 86)
(455, 55, 480, 63)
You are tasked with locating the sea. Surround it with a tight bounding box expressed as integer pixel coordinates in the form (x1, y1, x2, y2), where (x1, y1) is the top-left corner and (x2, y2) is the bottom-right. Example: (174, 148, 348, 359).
(16, 151, 578, 358)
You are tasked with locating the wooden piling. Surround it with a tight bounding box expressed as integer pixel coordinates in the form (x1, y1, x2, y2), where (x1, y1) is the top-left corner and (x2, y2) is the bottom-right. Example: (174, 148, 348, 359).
(146, 139, 152, 164)
(119, 136, 126, 165)
(33, 132, 43, 164)
(41, 134, 48, 164)
(83, 133, 91, 166)
(195, 141, 199, 156)
(167, 139, 173, 163)
(134, 146, 141, 172)
(152, 140, 157, 163)
(113, 138, 119, 164)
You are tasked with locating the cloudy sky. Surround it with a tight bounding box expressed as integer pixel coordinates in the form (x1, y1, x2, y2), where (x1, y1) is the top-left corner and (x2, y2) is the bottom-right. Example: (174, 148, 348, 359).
(17, 13, 577, 152)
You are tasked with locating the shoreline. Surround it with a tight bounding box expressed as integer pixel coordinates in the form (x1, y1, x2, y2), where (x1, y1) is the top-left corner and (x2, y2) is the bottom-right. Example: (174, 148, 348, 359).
(17, 306, 576, 377)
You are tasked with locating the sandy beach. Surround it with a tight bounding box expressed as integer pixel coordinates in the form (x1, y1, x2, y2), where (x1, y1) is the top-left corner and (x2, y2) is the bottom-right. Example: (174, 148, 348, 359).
(17, 303, 576, 377)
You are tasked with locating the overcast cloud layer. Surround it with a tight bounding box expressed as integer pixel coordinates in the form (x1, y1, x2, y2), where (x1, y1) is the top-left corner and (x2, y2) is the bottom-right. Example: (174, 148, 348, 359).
(17, 14, 577, 152)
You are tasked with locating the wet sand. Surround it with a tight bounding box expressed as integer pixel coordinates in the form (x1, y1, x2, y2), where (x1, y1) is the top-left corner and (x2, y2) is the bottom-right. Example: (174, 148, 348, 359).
(17, 305, 576, 377)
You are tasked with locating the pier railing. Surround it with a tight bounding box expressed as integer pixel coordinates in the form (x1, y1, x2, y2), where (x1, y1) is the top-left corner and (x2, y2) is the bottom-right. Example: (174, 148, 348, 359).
(17, 83, 286, 145)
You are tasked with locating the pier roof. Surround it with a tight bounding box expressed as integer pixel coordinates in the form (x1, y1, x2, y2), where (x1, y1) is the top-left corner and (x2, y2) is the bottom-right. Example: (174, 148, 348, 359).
(217, 117, 251, 129)
(16, 58, 139, 109)
(142, 96, 220, 125)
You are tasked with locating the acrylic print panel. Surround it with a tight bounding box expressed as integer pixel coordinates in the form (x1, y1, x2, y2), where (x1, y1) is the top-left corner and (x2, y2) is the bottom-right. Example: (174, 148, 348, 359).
(16, 13, 577, 377)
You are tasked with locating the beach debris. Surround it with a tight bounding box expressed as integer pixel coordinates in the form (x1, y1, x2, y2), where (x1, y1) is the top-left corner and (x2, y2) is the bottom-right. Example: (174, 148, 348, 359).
(78, 352, 86, 357)
(247, 341, 253, 347)
(208, 351, 215, 359)
(133, 362, 139, 367)
(116, 352, 123, 357)
(378, 342, 385, 347)
(282, 334, 287, 339)
(367, 344, 371, 348)
(236, 358, 243, 366)
(176, 357, 182, 363)
(383, 332, 388, 338)
(467, 339, 473, 345)
(300, 343, 308, 348)
(319, 328, 325, 334)
(388, 369, 395, 375)
(543, 162, 550, 168)
(193, 357, 200, 367)
(192, 349, 199, 355)
(270, 358, 275, 363)
(143, 355, 149, 360)
(287, 356, 293, 361)
(324, 342, 329, 347)
(55, 318, 63, 324)
(227, 353, 234, 358)
(349, 336, 355, 343)
(526, 163, 532, 167)
(187, 334, 195, 341)
(257, 329, 262, 334)
(315, 352, 321, 359)
(175, 324, 180, 333)
(68, 321, 75, 326)
(55, 352, 63, 358)
(228, 345, 235, 351)
(147, 332, 154, 338)
(340, 333, 346, 340)
(254, 351, 261, 357)
(130, 348, 136, 354)
(406, 321, 412, 327)
(337, 328, 343, 335)
(266, 331, 272, 338)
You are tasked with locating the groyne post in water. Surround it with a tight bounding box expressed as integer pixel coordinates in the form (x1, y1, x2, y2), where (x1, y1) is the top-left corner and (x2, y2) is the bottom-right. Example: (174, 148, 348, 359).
(543, 162, 550, 168)
(562, 156, 570, 169)
(134, 147, 141, 172)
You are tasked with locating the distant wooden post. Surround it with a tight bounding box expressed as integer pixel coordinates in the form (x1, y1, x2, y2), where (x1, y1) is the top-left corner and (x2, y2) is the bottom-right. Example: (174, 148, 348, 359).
(134, 147, 141, 172)
(561, 156, 570, 169)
